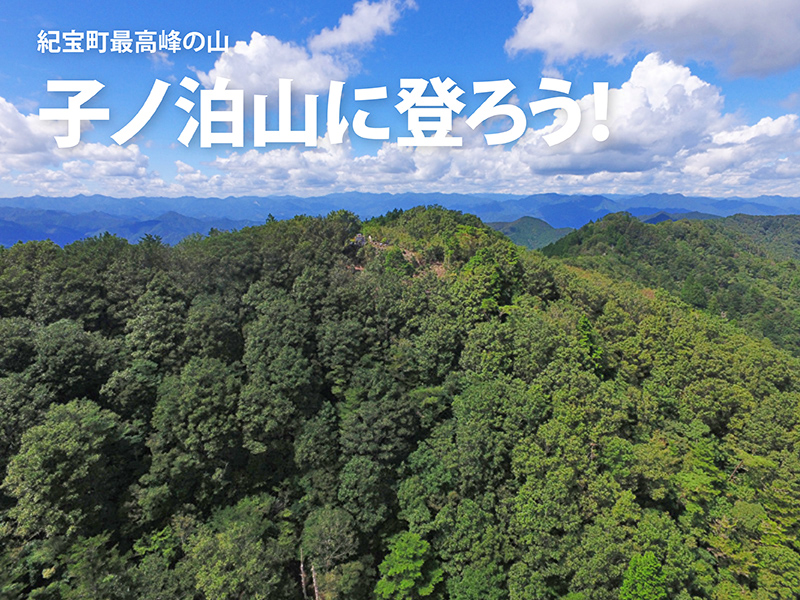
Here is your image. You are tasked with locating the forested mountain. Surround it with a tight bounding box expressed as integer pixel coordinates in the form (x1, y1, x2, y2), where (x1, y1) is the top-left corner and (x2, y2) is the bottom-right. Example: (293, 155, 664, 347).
(543, 212, 800, 357)
(636, 211, 719, 225)
(717, 214, 800, 261)
(487, 216, 573, 249)
(2, 207, 800, 599)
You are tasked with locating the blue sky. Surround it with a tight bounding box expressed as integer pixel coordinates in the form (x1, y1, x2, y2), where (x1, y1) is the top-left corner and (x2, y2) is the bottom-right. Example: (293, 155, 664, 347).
(1, 0, 799, 198)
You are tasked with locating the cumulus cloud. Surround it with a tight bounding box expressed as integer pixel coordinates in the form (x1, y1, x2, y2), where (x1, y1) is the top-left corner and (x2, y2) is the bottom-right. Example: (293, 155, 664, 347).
(505, 0, 800, 76)
(147, 52, 174, 69)
(0, 95, 175, 197)
(0, 97, 61, 173)
(170, 53, 800, 198)
(309, 0, 415, 52)
(197, 0, 415, 96)
(4, 53, 800, 199)
(197, 33, 348, 95)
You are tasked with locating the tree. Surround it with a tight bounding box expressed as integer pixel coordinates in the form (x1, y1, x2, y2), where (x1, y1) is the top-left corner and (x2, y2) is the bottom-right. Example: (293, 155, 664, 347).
(375, 532, 443, 600)
(619, 552, 667, 600)
(56, 534, 133, 600)
(302, 506, 357, 573)
(0, 239, 59, 317)
(32, 318, 111, 403)
(2, 399, 135, 540)
(139, 356, 244, 522)
(0, 317, 37, 375)
(448, 564, 507, 600)
(301, 506, 359, 600)
(180, 494, 295, 600)
(125, 273, 187, 372)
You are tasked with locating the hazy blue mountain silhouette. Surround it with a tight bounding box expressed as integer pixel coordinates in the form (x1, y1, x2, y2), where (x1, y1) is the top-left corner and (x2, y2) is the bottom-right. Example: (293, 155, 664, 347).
(2, 192, 800, 246)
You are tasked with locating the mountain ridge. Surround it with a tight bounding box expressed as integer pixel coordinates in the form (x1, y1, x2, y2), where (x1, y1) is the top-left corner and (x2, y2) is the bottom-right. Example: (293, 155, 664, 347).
(3, 192, 800, 246)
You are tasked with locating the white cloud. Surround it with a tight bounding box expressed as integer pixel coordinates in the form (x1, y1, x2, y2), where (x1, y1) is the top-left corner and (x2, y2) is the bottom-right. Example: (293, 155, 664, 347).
(147, 52, 174, 69)
(0, 95, 176, 197)
(197, 32, 348, 95)
(711, 115, 798, 146)
(0, 97, 60, 173)
(505, 0, 800, 76)
(197, 0, 414, 97)
(169, 53, 800, 198)
(309, 0, 415, 53)
(4, 54, 800, 199)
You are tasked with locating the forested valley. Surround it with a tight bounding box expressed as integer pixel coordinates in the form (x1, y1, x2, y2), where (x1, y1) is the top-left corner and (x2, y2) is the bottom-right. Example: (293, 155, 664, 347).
(2, 206, 800, 599)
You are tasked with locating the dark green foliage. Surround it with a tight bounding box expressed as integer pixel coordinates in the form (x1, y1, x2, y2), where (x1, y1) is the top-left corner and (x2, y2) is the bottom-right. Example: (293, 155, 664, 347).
(0, 373, 40, 475)
(56, 534, 134, 600)
(2, 399, 135, 540)
(31, 318, 113, 403)
(28, 234, 130, 331)
(0, 239, 59, 317)
(720, 213, 800, 261)
(125, 273, 188, 371)
(139, 356, 244, 522)
(100, 359, 161, 427)
(2, 208, 800, 599)
(0, 317, 37, 375)
(183, 293, 243, 362)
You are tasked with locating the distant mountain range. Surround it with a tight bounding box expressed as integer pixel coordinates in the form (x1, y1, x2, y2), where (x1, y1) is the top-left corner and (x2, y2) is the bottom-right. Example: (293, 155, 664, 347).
(0, 207, 259, 246)
(1, 192, 800, 246)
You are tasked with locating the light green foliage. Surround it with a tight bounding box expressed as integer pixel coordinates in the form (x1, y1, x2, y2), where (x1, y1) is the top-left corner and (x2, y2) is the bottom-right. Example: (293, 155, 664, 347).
(448, 564, 507, 600)
(577, 314, 604, 373)
(375, 532, 443, 600)
(619, 552, 667, 600)
(544, 212, 800, 356)
(302, 506, 358, 572)
(301, 506, 360, 598)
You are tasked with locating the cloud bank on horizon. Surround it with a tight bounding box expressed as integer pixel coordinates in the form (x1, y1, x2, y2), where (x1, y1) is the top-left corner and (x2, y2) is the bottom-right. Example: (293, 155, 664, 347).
(505, 0, 800, 76)
(1, 0, 799, 198)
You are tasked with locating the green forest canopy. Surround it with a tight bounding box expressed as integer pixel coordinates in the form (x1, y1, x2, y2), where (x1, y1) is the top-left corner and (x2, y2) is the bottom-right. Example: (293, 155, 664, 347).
(1, 207, 800, 599)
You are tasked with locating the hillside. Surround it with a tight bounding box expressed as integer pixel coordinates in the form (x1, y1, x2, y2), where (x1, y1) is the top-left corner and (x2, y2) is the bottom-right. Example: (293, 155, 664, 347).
(1, 207, 800, 599)
(488, 216, 573, 249)
(716, 213, 800, 261)
(543, 212, 800, 356)
(636, 210, 720, 224)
